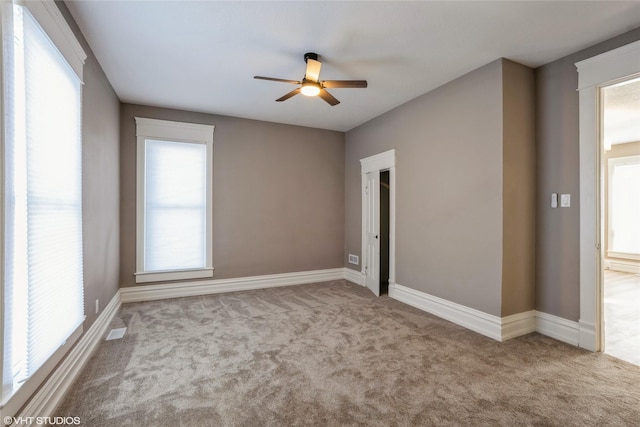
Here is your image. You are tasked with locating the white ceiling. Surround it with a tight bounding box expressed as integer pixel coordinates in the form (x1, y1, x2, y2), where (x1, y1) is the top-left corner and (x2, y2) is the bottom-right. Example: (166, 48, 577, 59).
(65, 1, 640, 132)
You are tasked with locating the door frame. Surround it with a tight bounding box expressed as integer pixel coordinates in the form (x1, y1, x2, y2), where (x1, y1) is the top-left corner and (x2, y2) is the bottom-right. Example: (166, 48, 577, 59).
(363, 170, 381, 295)
(576, 40, 640, 352)
(361, 149, 396, 291)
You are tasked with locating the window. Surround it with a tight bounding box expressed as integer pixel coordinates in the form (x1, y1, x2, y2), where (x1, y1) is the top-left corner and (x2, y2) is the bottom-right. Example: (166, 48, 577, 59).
(2, 0, 86, 416)
(608, 155, 640, 258)
(135, 118, 214, 283)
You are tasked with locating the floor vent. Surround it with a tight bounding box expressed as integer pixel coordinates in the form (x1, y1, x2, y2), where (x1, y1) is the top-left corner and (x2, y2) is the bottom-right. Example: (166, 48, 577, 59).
(106, 327, 127, 340)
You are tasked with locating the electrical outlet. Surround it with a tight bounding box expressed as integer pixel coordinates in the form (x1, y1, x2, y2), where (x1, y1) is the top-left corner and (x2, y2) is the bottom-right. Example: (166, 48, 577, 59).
(95, 299, 99, 314)
(348, 254, 359, 265)
(560, 194, 571, 207)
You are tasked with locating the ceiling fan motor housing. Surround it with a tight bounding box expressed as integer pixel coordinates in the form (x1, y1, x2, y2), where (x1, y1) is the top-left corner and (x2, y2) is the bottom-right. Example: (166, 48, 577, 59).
(304, 52, 319, 63)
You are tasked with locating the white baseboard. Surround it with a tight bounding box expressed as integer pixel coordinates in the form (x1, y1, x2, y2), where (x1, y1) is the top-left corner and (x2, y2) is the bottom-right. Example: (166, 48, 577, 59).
(344, 268, 365, 286)
(502, 311, 536, 341)
(390, 283, 584, 345)
(388, 282, 398, 298)
(535, 311, 580, 347)
(17, 291, 122, 419)
(391, 283, 505, 341)
(120, 268, 347, 303)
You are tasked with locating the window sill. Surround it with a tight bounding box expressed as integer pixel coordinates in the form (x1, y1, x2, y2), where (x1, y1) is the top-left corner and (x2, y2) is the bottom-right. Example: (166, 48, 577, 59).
(607, 251, 640, 261)
(135, 268, 214, 284)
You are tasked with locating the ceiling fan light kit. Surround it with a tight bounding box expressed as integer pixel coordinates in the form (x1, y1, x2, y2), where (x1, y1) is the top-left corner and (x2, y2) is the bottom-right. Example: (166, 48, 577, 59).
(301, 81, 321, 97)
(254, 52, 367, 106)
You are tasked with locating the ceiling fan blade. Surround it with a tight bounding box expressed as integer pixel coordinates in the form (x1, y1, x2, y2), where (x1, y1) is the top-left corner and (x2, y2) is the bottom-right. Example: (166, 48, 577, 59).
(321, 80, 368, 89)
(318, 89, 340, 106)
(305, 58, 322, 82)
(254, 76, 302, 85)
(276, 88, 301, 102)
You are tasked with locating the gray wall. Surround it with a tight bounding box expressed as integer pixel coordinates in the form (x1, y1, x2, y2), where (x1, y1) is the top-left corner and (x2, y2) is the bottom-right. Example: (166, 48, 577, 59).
(535, 27, 640, 321)
(346, 60, 505, 316)
(57, 2, 121, 328)
(120, 105, 345, 287)
(346, 59, 536, 317)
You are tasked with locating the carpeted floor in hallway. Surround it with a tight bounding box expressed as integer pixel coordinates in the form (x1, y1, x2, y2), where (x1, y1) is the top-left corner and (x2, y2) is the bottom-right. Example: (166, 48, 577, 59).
(56, 280, 640, 426)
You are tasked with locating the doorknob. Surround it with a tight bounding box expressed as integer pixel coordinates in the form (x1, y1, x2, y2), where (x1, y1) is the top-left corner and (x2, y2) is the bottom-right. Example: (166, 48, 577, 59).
(375, 235, 378, 239)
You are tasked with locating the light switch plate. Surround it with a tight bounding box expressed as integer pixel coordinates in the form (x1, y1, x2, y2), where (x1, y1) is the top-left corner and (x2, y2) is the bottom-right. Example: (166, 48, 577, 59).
(560, 194, 571, 207)
(551, 193, 558, 208)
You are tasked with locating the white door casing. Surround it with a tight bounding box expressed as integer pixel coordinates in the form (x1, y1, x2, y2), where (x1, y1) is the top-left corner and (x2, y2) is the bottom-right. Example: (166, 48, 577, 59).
(360, 149, 396, 296)
(576, 40, 640, 352)
(364, 171, 381, 295)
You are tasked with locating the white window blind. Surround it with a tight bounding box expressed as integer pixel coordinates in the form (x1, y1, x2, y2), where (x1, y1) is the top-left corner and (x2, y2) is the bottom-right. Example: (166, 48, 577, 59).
(135, 118, 214, 283)
(145, 139, 207, 271)
(2, 2, 85, 410)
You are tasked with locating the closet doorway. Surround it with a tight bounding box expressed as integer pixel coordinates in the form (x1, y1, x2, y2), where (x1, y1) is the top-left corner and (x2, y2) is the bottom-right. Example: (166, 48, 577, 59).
(360, 149, 396, 297)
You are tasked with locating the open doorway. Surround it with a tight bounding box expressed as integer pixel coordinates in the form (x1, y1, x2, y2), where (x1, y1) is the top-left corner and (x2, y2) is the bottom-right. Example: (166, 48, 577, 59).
(577, 39, 640, 353)
(360, 149, 396, 297)
(380, 170, 390, 295)
(601, 77, 640, 366)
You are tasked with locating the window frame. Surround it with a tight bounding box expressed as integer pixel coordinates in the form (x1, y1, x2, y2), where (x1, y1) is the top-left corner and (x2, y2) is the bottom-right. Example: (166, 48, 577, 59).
(135, 117, 214, 283)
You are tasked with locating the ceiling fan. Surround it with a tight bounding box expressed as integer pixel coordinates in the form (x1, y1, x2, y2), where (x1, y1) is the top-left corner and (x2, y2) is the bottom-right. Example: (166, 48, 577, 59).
(254, 52, 367, 106)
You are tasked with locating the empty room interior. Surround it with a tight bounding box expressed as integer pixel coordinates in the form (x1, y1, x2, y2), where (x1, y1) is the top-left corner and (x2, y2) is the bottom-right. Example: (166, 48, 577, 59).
(1, 0, 640, 425)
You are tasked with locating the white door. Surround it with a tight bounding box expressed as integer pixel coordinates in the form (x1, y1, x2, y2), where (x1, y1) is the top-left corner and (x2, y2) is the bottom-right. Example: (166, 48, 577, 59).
(364, 171, 380, 296)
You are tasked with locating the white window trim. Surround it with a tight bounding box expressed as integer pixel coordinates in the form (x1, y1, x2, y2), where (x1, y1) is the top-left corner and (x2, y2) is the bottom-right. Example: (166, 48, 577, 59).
(20, 0, 86, 80)
(135, 117, 214, 283)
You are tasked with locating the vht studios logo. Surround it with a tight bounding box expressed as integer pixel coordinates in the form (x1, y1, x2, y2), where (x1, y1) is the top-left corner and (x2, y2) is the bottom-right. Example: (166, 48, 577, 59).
(4, 416, 81, 426)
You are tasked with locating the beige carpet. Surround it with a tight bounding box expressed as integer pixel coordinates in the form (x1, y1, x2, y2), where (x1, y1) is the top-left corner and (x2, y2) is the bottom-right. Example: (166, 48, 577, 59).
(56, 280, 640, 426)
